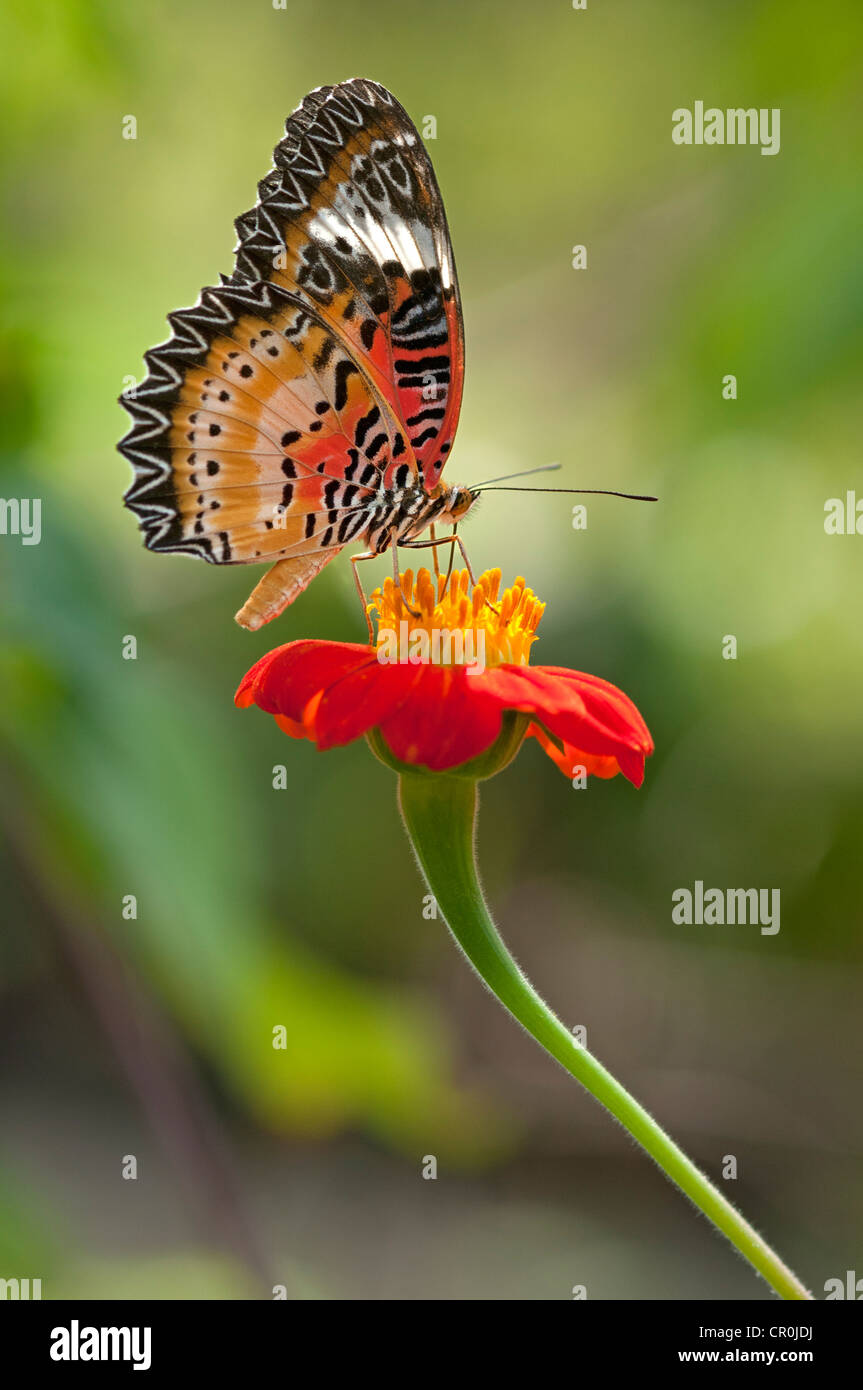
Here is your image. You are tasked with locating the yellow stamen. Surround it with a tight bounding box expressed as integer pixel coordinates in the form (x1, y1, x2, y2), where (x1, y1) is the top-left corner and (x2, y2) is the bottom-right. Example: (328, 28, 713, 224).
(367, 567, 545, 667)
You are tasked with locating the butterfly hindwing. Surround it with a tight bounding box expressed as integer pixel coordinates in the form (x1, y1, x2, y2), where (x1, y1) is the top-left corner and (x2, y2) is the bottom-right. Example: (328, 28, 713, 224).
(120, 276, 413, 565)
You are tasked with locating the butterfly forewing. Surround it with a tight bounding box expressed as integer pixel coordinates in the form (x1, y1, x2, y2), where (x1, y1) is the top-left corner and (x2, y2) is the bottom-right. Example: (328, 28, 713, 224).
(232, 78, 464, 490)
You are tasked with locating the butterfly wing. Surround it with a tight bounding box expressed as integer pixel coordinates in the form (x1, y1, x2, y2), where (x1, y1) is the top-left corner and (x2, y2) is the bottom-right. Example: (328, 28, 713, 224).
(232, 78, 465, 490)
(120, 275, 413, 568)
(119, 78, 464, 626)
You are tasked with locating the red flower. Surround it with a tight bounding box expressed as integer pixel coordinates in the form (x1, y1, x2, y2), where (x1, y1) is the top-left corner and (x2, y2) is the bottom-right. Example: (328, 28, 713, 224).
(235, 569, 653, 786)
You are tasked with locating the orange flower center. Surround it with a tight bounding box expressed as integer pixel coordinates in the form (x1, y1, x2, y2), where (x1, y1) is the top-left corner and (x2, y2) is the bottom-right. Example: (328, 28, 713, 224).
(368, 567, 545, 668)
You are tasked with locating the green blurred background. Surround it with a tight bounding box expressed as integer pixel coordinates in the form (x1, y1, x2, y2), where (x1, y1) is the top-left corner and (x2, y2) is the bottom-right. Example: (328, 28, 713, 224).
(1, 0, 862, 1299)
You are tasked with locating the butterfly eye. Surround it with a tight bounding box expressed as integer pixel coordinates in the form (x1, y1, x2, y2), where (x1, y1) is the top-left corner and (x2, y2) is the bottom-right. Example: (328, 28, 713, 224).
(446, 486, 475, 521)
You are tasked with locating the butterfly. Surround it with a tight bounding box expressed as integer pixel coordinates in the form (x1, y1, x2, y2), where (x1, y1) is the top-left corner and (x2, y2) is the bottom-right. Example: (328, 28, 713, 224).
(119, 78, 654, 633)
(119, 78, 478, 633)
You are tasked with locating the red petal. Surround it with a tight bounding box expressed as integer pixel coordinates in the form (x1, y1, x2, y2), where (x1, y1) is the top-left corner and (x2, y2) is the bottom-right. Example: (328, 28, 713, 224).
(378, 665, 505, 771)
(234, 641, 374, 721)
(481, 667, 652, 787)
(530, 725, 623, 781)
(539, 667, 654, 750)
(273, 713, 308, 740)
(311, 659, 424, 749)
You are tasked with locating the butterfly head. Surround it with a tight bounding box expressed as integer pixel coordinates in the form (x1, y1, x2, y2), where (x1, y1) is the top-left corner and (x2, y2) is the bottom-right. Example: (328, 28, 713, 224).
(438, 482, 479, 523)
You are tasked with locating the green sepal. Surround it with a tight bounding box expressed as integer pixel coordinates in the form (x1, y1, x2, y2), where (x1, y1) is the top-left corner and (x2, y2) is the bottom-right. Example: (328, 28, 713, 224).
(365, 710, 531, 782)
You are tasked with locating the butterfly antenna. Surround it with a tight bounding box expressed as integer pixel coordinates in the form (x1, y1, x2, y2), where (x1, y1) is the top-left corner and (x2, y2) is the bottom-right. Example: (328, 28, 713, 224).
(472, 463, 563, 488)
(477, 486, 658, 502)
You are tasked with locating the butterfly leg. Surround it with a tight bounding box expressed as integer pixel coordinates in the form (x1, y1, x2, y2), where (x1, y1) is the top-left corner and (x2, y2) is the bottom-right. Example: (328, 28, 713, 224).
(446, 531, 501, 616)
(350, 546, 425, 641)
(443, 524, 460, 588)
(401, 530, 501, 618)
(429, 523, 441, 580)
(350, 551, 377, 643)
(397, 528, 466, 578)
(391, 541, 423, 619)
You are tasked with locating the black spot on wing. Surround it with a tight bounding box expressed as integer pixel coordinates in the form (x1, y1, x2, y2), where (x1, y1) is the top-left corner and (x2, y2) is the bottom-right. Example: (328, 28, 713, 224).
(333, 358, 359, 411)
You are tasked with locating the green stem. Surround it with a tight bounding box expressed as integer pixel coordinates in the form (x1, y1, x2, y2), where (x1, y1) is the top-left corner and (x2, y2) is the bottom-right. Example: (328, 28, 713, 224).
(398, 772, 812, 1301)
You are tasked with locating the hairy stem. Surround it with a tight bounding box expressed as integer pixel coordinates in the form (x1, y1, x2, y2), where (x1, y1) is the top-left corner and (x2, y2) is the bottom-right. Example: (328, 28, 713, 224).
(398, 771, 812, 1301)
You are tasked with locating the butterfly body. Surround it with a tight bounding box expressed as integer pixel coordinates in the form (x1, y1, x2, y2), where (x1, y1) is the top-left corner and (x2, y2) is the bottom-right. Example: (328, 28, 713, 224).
(119, 79, 469, 629)
(364, 479, 476, 555)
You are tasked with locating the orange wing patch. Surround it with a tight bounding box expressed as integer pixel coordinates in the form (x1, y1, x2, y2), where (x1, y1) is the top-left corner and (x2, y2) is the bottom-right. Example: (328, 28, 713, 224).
(121, 279, 415, 565)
